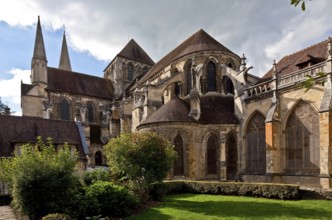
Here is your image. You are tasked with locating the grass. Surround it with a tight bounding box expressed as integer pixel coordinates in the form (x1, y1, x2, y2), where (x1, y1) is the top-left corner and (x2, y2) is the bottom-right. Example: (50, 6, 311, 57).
(128, 193, 332, 220)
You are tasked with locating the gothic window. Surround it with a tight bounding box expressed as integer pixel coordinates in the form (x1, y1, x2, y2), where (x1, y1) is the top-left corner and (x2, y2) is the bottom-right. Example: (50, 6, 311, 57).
(174, 82, 181, 97)
(245, 113, 266, 174)
(207, 61, 216, 91)
(186, 62, 192, 95)
(59, 99, 70, 120)
(95, 151, 103, 166)
(285, 101, 320, 175)
(207, 134, 218, 175)
(127, 63, 134, 81)
(224, 76, 234, 94)
(174, 134, 184, 176)
(87, 103, 94, 123)
(226, 134, 237, 177)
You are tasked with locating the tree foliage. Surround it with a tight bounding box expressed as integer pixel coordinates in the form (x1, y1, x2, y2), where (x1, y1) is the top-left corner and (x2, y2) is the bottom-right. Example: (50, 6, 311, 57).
(0, 97, 9, 115)
(1, 137, 80, 220)
(301, 72, 327, 92)
(290, 0, 308, 11)
(104, 132, 177, 199)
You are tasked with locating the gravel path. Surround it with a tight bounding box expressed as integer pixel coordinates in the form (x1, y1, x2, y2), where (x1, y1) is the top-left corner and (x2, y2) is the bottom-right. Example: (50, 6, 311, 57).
(0, 206, 17, 220)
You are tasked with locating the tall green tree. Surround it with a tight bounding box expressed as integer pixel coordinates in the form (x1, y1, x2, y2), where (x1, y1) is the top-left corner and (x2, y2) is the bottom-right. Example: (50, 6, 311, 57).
(104, 132, 177, 200)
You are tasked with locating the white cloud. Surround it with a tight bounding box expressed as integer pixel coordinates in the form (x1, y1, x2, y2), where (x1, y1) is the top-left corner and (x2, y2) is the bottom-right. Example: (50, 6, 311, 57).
(0, 68, 30, 115)
(1, 0, 332, 77)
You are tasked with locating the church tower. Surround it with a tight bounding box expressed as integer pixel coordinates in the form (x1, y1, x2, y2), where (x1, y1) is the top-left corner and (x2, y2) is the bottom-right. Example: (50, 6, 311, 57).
(31, 16, 48, 86)
(59, 30, 72, 71)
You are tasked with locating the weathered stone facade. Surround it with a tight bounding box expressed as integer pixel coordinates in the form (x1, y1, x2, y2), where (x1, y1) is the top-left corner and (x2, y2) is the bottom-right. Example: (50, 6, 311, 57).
(18, 17, 332, 189)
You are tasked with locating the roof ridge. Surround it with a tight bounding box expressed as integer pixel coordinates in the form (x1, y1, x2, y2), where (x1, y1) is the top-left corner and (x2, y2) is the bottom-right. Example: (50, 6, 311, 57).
(47, 67, 104, 79)
(282, 37, 330, 60)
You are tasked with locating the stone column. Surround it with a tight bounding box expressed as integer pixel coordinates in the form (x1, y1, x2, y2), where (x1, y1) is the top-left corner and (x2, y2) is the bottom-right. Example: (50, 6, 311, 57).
(219, 133, 227, 181)
(319, 111, 332, 188)
(265, 121, 281, 182)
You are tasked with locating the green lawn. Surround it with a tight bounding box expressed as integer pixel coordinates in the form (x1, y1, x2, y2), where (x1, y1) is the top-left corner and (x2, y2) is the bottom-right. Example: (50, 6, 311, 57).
(128, 194, 332, 220)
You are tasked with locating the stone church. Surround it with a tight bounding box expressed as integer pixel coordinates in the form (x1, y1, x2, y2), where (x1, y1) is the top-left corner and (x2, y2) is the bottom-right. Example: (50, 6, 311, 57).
(18, 17, 332, 189)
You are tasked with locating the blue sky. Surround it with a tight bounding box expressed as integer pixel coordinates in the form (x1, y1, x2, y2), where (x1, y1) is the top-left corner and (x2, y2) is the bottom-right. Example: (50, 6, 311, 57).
(1, 0, 332, 115)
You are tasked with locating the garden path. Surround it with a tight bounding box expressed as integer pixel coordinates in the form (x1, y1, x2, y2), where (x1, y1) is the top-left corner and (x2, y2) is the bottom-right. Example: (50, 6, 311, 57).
(0, 206, 17, 220)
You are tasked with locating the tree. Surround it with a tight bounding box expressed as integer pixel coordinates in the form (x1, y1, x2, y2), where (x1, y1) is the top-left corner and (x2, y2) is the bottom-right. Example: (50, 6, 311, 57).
(1, 137, 80, 220)
(0, 97, 10, 115)
(104, 132, 177, 200)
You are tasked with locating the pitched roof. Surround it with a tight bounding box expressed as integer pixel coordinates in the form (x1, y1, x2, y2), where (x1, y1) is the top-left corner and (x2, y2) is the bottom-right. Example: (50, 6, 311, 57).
(139, 94, 239, 127)
(0, 115, 85, 158)
(261, 38, 330, 81)
(117, 39, 155, 65)
(21, 83, 34, 96)
(139, 97, 195, 126)
(139, 29, 239, 84)
(46, 67, 114, 99)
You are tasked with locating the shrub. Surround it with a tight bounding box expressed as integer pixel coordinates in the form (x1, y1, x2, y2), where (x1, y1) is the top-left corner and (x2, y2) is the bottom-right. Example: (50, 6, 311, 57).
(85, 181, 138, 218)
(3, 137, 80, 220)
(81, 168, 111, 186)
(163, 181, 300, 200)
(42, 213, 72, 220)
(104, 132, 177, 200)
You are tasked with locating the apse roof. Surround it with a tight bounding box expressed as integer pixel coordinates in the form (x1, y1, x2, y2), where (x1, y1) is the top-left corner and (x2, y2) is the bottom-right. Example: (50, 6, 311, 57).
(138, 29, 239, 84)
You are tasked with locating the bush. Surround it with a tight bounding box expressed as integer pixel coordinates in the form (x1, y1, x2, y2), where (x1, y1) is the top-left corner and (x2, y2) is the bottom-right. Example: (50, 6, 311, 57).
(162, 181, 300, 200)
(81, 168, 111, 186)
(104, 132, 177, 200)
(3, 137, 80, 220)
(42, 213, 72, 220)
(85, 181, 138, 218)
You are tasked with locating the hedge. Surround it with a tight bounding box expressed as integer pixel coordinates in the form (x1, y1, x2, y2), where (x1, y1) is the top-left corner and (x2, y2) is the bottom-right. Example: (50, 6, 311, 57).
(154, 181, 300, 200)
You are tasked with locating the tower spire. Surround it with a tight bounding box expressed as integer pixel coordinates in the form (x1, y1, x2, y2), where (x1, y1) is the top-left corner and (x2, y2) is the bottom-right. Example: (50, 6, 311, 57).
(33, 16, 47, 61)
(31, 16, 48, 85)
(59, 29, 72, 71)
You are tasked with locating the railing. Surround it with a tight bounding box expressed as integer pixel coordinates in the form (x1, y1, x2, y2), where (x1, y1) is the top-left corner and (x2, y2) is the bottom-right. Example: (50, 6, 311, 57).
(244, 62, 326, 99)
(245, 80, 274, 98)
(277, 62, 325, 88)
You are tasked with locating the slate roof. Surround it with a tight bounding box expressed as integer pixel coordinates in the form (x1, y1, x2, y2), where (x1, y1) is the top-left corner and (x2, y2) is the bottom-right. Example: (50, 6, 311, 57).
(139, 97, 195, 126)
(104, 39, 155, 71)
(139, 94, 239, 127)
(46, 67, 114, 99)
(117, 39, 155, 65)
(139, 29, 239, 84)
(0, 115, 85, 158)
(261, 38, 330, 82)
(21, 83, 34, 96)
